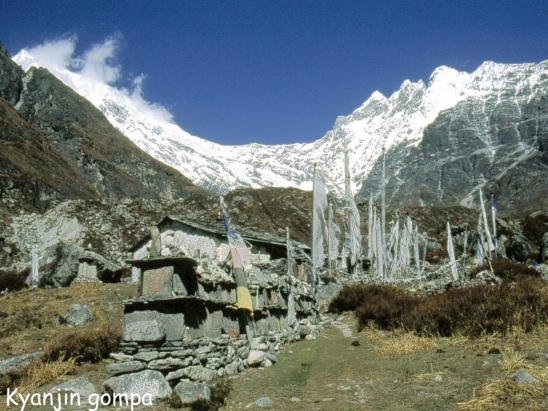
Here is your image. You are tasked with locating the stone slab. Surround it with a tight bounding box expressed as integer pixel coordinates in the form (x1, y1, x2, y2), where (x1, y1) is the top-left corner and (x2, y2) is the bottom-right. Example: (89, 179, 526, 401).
(142, 266, 173, 297)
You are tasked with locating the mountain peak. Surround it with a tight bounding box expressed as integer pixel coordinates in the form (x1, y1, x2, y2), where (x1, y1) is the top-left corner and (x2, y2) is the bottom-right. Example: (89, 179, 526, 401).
(369, 90, 386, 101)
(8, 44, 545, 196)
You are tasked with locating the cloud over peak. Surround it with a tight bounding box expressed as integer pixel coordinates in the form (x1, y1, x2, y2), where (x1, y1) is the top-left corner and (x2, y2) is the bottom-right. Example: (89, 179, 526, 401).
(13, 35, 174, 123)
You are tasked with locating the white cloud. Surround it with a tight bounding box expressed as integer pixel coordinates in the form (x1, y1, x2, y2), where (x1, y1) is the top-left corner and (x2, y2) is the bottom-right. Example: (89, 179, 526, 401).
(14, 36, 78, 73)
(13, 35, 174, 123)
(80, 36, 121, 84)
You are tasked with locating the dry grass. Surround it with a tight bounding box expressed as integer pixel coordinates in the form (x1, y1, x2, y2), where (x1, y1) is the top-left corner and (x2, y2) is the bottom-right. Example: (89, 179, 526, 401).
(457, 347, 548, 411)
(362, 325, 466, 356)
(456, 378, 545, 411)
(500, 349, 526, 374)
(17, 358, 76, 393)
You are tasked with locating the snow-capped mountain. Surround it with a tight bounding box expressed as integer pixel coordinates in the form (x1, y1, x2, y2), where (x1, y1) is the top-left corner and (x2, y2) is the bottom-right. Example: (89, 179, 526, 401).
(13, 48, 547, 195)
(360, 60, 548, 214)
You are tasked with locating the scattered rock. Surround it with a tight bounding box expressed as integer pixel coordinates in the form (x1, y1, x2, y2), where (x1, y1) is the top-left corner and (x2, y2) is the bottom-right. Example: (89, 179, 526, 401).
(61, 304, 93, 326)
(511, 368, 538, 384)
(103, 370, 172, 401)
(255, 396, 273, 408)
(174, 380, 211, 406)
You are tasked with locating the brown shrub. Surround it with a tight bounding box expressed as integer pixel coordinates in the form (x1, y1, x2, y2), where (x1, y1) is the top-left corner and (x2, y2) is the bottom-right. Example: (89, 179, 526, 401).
(328, 284, 370, 312)
(353, 287, 420, 330)
(331, 279, 548, 337)
(405, 279, 547, 337)
(0, 268, 28, 292)
(472, 258, 540, 282)
(0, 372, 19, 395)
(209, 376, 232, 407)
(45, 323, 121, 363)
(328, 284, 418, 314)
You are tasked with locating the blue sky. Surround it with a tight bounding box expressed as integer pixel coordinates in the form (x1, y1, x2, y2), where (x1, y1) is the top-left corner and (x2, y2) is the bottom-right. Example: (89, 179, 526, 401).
(1, 0, 547, 144)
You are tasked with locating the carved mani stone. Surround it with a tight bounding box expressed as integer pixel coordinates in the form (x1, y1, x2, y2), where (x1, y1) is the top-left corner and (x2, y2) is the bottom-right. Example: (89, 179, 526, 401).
(142, 266, 174, 297)
(123, 311, 165, 342)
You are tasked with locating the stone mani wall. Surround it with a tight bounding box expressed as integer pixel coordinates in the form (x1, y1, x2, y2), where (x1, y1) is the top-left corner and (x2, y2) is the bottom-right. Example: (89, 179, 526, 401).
(111, 258, 319, 394)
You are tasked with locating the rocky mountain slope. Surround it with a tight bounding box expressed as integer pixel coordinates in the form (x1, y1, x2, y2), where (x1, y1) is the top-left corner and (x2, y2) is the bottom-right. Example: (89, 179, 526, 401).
(0, 47, 206, 216)
(0, 188, 314, 281)
(361, 62, 548, 214)
(13, 46, 547, 203)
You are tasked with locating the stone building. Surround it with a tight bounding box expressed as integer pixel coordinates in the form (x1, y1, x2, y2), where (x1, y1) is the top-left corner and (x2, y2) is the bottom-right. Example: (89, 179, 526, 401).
(105, 216, 319, 401)
(128, 215, 310, 284)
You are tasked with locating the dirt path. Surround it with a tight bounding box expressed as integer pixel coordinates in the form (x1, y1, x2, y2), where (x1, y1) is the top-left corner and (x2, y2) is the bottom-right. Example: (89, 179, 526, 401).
(223, 315, 533, 411)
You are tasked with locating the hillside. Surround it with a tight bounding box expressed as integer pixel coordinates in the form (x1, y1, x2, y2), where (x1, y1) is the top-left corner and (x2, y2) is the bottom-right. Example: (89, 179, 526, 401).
(0, 47, 207, 215)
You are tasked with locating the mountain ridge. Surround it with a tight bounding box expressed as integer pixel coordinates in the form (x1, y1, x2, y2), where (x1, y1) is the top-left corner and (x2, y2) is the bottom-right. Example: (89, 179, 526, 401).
(13, 46, 546, 198)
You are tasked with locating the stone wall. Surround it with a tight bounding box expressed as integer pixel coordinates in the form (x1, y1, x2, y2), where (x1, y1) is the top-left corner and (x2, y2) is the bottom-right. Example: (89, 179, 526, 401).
(107, 256, 319, 398)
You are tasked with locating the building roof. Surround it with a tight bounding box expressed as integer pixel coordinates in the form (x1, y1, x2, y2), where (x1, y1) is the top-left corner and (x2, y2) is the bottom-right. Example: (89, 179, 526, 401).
(128, 215, 310, 253)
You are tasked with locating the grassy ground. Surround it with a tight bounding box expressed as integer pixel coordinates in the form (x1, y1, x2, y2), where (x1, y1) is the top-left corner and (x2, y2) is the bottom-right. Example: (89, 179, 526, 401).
(0, 283, 137, 400)
(0, 283, 136, 359)
(224, 313, 547, 411)
(1, 285, 546, 410)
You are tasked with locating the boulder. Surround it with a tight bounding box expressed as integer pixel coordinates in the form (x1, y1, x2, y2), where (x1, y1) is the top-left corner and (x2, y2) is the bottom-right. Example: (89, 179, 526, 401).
(173, 380, 211, 406)
(508, 234, 537, 262)
(106, 361, 145, 376)
(247, 350, 265, 367)
(511, 368, 538, 384)
(49, 376, 97, 397)
(165, 369, 185, 382)
(104, 370, 171, 401)
(62, 304, 93, 326)
(41, 243, 81, 288)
